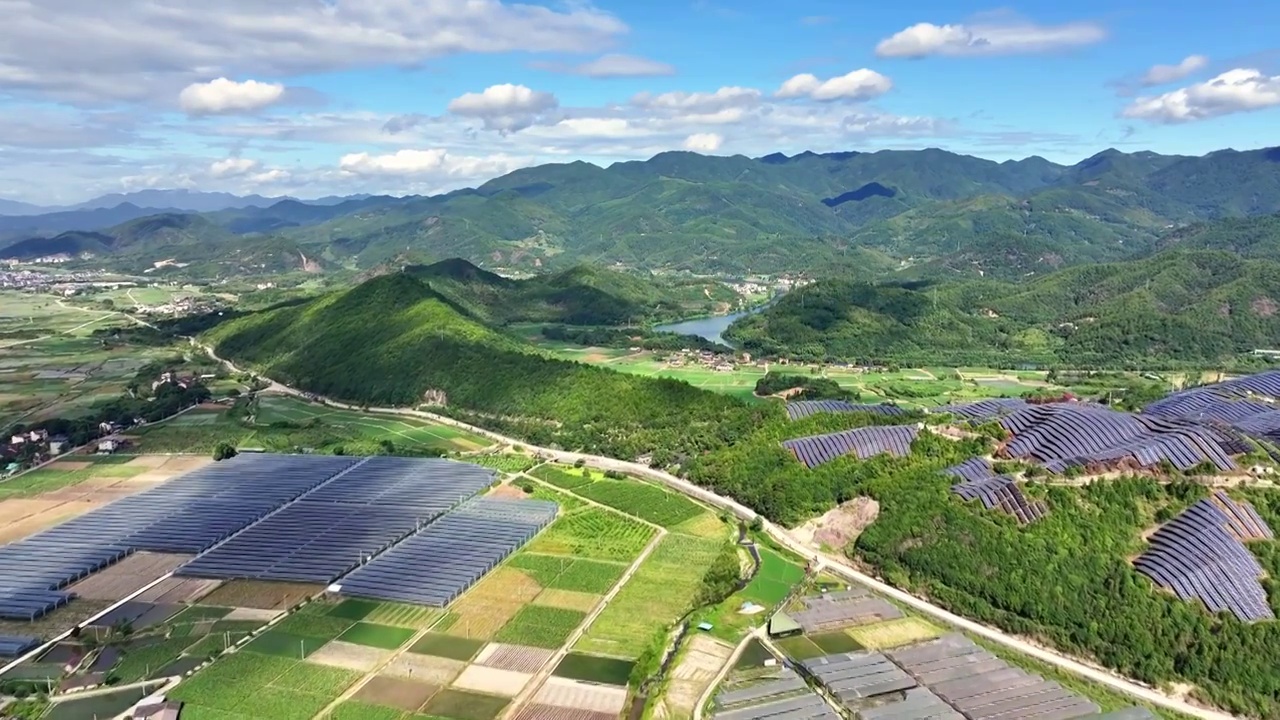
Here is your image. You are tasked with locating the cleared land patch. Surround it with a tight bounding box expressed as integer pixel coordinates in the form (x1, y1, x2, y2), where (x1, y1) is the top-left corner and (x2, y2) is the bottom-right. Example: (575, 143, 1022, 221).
(423, 688, 510, 720)
(534, 677, 628, 715)
(534, 589, 600, 613)
(200, 580, 322, 610)
(352, 675, 439, 711)
(452, 665, 532, 697)
(307, 641, 392, 672)
(383, 653, 466, 685)
(446, 567, 543, 640)
(66, 551, 189, 600)
(476, 643, 554, 674)
(653, 634, 733, 719)
(848, 617, 943, 649)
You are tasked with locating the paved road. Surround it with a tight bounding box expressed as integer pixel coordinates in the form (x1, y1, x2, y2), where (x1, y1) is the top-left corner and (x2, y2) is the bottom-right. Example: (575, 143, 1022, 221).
(197, 343, 1233, 720)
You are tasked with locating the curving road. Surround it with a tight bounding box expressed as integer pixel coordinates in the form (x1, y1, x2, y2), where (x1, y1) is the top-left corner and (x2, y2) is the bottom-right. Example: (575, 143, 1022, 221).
(197, 342, 1234, 720)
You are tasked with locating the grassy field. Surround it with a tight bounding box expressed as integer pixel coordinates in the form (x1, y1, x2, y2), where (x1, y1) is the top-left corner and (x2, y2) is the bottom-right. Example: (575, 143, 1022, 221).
(525, 507, 656, 562)
(0, 290, 183, 429)
(529, 343, 1137, 408)
(131, 395, 492, 455)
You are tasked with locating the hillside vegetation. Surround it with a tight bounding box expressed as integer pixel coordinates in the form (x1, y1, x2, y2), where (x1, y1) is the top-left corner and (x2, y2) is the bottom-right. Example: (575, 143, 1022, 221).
(725, 249, 1280, 367)
(6, 146, 1280, 277)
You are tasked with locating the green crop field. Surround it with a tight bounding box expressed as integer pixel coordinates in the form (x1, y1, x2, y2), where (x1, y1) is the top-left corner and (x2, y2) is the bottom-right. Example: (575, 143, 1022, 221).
(742, 547, 806, 606)
(133, 395, 493, 455)
(575, 535, 725, 659)
(243, 630, 328, 658)
(552, 653, 635, 685)
(526, 507, 656, 562)
(469, 453, 537, 473)
(422, 688, 509, 720)
(328, 700, 406, 720)
(362, 602, 443, 629)
(272, 612, 354, 640)
(574, 478, 704, 527)
(410, 633, 485, 661)
(507, 553, 628, 594)
(336, 622, 417, 649)
(0, 457, 146, 500)
(530, 464, 592, 489)
(0, 290, 185, 430)
(494, 605, 587, 649)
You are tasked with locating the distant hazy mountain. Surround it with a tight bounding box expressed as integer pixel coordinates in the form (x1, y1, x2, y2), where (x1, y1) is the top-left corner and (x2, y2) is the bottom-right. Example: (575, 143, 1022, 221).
(6, 145, 1280, 278)
(66, 189, 294, 213)
(0, 198, 49, 216)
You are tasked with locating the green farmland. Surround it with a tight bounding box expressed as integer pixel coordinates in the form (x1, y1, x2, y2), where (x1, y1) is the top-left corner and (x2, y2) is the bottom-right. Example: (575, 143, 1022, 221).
(132, 395, 492, 455)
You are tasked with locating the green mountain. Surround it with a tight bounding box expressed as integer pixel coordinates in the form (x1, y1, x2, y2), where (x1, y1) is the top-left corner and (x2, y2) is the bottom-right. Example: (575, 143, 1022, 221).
(403, 258, 739, 325)
(205, 271, 756, 462)
(8, 145, 1280, 277)
(726, 249, 1280, 366)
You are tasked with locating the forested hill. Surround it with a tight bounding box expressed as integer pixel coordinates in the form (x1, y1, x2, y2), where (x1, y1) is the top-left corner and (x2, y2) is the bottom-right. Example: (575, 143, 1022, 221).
(724, 249, 1280, 367)
(6, 146, 1280, 277)
(403, 258, 738, 325)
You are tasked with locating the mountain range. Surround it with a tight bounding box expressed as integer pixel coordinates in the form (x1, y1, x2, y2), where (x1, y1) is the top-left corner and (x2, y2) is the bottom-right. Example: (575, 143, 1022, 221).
(4, 146, 1280, 278)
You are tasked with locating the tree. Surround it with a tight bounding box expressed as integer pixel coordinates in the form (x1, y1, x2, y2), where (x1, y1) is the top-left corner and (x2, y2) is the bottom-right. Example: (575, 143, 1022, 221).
(212, 442, 238, 461)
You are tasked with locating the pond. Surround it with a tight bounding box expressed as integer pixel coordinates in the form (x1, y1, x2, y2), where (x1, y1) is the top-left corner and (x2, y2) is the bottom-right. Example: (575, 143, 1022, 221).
(653, 302, 770, 346)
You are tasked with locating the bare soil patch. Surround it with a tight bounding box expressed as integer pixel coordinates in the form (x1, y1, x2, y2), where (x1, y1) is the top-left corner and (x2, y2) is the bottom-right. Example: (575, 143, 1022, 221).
(383, 654, 466, 685)
(533, 590, 600, 613)
(199, 580, 323, 610)
(452, 665, 532, 697)
(654, 635, 732, 719)
(534, 677, 628, 714)
(793, 497, 880, 550)
(222, 607, 284, 622)
(488, 483, 528, 500)
(46, 460, 93, 471)
(308, 640, 392, 672)
(475, 643, 554, 674)
(135, 577, 221, 605)
(353, 675, 440, 711)
(67, 552, 190, 601)
(515, 705, 617, 720)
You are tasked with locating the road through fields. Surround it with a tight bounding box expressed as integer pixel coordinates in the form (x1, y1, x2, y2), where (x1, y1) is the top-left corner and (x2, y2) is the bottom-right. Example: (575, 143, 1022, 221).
(196, 341, 1233, 720)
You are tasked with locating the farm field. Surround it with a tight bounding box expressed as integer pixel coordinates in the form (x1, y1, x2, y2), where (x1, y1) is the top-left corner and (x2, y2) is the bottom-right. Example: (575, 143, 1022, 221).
(130, 395, 492, 455)
(0, 290, 181, 429)
(529, 342, 1167, 408)
(0, 454, 211, 544)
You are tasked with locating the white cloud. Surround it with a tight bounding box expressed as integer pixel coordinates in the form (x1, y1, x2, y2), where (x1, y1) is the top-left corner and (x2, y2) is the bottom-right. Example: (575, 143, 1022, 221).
(338, 148, 526, 178)
(682, 132, 723, 152)
(248, 169, 291, 184)
(1140, 55, 1208, 86)
(631, 87, 761, 114)
(775, 70, 893, 101)
(542, 54, 676, 78)
(875, 19, 1105, 58)
(1122, 68, 1280, 123)
(209, 157, 260, 178)
(447, 84, 559, 133)
(179, 78, 284, 115)
(0, 0, 626, 105)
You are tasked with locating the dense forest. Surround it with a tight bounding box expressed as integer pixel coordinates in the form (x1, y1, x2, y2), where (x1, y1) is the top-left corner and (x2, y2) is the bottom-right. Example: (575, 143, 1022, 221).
(203, 268, 1280, 717)
(726, 249, 1280, 367)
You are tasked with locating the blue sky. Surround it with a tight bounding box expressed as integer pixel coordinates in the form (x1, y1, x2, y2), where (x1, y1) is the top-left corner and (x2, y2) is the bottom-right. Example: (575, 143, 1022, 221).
(0, 0, 1277, 204)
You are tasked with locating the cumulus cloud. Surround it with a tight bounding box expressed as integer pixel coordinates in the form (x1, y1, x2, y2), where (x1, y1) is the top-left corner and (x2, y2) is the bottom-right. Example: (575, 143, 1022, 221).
(682, 132, 724, 152)
(179, 78, 285, 115)
(1140, 55, 1209, 86)
(1122, 68, 1280, 123)
(775, 70, 893, 101)
(0, 0, 625, 105)
(447, 84, 559, 133)
(338, 148, 526, 178)
(631, 87, 762, 114)
(875, 19, 1105, 58)
(209, 157, 260, 177)
(535, 54, 676, 78)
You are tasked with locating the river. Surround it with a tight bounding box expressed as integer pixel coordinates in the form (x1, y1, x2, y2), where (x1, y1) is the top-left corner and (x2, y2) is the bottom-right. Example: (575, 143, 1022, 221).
(653, 301, 772, 346)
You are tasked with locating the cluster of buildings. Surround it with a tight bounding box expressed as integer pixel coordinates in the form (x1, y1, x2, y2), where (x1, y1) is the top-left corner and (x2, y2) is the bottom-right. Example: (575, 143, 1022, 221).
(0, 269, 108, 291)
(2, 429, 70, 476)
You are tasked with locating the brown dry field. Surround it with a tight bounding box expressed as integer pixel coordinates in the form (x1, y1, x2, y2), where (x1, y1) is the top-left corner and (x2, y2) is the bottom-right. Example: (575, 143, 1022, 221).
(533, 590, 600, 613)
(0, 599, 113, 639)
(309, 641, 393, 672)
(514, 704, 618, 720)
(383, 654, 466, 685)
(0, 455, 211, 543)
(452, 665, 532, 697)
(353, 675, 440, 711)
(534, 678, 628, 715)
(475, 643, 553, 674)
(135, 576, 222, 605)
(67, 552, 191, 601)
(199, 580, 323, 610)
(653, 635, 732, 720)
(447, 567, 542, 640)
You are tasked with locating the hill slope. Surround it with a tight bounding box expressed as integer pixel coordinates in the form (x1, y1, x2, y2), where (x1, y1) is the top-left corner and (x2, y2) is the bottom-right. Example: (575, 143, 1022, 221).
(725, 249, 1280, 366)
(205, 271, 758, 461)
